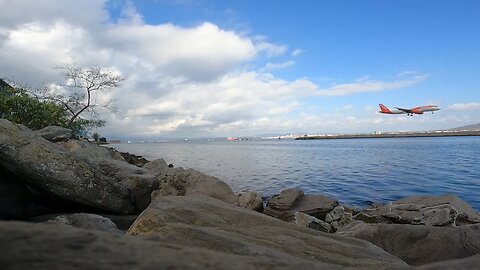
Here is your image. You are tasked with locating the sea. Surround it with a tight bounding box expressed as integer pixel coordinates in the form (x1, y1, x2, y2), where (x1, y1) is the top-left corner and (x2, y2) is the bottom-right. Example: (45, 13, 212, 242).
(111, 136, 480, 211)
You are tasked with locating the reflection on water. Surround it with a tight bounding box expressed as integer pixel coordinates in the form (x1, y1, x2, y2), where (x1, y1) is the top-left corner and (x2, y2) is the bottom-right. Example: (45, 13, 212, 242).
(111, 137, 480, 210)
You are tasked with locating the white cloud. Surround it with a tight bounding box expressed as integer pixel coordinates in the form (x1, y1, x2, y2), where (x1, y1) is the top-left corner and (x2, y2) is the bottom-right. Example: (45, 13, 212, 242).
(315, 74, 427, 96)
(0, 0, 455, 137)
(447, 102, 480, 111)
(261, 60, 295, 71)
(291, 49, 303, 56)
(254, 39, 288, 57)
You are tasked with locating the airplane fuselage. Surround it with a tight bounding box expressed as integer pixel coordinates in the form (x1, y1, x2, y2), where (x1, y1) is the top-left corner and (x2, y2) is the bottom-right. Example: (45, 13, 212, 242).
(379, 104, 440, 116)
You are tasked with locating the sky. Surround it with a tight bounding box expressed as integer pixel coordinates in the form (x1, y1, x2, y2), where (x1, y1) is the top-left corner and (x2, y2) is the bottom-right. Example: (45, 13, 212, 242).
(0, 0, 479, 138)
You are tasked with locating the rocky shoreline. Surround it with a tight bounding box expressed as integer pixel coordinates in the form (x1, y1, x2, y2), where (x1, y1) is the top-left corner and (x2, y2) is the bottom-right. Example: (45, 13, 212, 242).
(1, 118, 479, 269)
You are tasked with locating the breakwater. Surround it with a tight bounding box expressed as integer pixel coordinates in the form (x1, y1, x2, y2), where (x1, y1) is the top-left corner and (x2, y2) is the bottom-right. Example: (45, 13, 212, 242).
(295, 130, 480, 140)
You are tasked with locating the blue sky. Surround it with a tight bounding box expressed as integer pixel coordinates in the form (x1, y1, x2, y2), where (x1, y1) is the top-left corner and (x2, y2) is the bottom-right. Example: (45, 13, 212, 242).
(0, 0, 479, 137)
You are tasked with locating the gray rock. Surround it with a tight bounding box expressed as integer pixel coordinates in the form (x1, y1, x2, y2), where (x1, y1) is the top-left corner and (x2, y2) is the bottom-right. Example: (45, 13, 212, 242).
(152, 167, 237, 204)
(128, 194, 407, 268)
(0, 167, 29, 219)
(33, 213, 121, 233)
(236, 192, 264, 212)
(0, 119, 135, 214)
(355, 194, 480, 226)
(416, 254, 480, 270)
(266, 188, 304, 211)
(57, 139, 125, 161)
(265, 189, 339, 222)
(35, 126, 72, 142)
(295, 211, 333, 233)
(326, 206, 353, 232)
(337, 220, 480, 266)
(98, 159, 159, 211)
(143, 158, 169, 174)
(0, 220, 381, 270)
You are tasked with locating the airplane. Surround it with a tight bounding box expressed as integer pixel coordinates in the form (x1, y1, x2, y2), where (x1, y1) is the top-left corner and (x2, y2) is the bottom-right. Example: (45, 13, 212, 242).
(379, 104, 440, 116)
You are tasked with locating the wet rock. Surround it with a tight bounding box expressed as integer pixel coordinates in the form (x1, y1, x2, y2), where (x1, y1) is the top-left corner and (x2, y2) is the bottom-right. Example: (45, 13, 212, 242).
(152, 167, 237, 204)
(0, 119, 135, 214)
(266, 188, 304, 211)
(236, 192, 264, 212)
(337, 220, 480, 266)
(35, 126, 72, 142)
(295, 212, 333, 233)
(127, 194, 407, 268)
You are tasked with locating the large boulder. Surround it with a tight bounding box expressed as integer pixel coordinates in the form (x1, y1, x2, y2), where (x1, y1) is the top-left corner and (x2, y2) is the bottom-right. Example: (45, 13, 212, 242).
(337, 220, 480, 266)
(0, 220, 399, 270)
(98, 159, 159, 211)
(264, 188, 339, 222)
(35, 126, 72, 142)
(152, 167, 237, 204)
(127, 194, 407, 268)
(356, 194, 480, 226)
(0, 119, 135, 214)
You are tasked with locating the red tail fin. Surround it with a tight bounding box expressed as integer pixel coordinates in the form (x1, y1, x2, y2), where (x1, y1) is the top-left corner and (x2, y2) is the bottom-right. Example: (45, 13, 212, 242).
(379, 104, 392, 113)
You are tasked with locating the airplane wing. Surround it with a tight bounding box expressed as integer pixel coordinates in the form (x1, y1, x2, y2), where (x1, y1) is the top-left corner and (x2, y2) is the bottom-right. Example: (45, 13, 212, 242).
(394, 107, 413, 113)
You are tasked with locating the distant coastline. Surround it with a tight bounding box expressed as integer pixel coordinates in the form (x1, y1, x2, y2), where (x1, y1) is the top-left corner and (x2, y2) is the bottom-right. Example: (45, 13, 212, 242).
(295, 130, 480, 140)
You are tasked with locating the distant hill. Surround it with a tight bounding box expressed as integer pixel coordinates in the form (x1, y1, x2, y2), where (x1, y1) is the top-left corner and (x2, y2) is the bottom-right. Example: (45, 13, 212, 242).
(450, 123, 480, 131)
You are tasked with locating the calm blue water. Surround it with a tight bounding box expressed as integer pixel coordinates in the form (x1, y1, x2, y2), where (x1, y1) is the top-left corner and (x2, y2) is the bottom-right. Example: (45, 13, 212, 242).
(111, 137, 480, 210)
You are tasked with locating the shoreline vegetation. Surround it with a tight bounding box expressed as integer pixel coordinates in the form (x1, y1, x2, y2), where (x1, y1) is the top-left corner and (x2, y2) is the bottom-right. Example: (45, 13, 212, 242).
(1, 118, 480, 269)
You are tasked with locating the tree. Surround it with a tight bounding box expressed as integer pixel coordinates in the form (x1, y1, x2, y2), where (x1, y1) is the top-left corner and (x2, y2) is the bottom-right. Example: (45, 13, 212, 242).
(92, 132, 100, 141)
(43, 64, 125, 130)
(0, 85, 70, 130)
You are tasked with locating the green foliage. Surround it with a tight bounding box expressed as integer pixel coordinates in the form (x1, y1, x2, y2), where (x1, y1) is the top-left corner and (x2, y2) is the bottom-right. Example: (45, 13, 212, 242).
(0, 86, 70, 130)
(92, 132, 100, 141)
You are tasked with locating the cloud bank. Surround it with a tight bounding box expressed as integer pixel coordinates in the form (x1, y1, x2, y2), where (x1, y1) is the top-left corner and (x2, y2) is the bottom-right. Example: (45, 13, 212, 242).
(0, 0, 433, 138)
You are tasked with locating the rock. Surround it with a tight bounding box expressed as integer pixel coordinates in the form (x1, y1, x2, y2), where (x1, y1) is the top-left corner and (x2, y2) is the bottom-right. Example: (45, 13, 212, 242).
(295, 212, 333, 233)
(0, 119, 135, 214)
(98, 159, 159, 211)
(119, 151, 149, 167)
(236, 192, 264, 212)
(0, 167, 29, 219)
(337, 220, 480, 266)
(326, 206, 353, 232)
(0, 220, 406, 270)
(264, 188, 339, 222)
(152, 167, 237, 204)
(32, 213, 121, 233)
(355, 194, 480, 226)
(128, 194, 407, 268)
(416, 254, 480, 269)
(35, 126, 72, 142)
(100, 214, 138, 231)
(57, 139, 125, 161)
(143, 158, 169, 174)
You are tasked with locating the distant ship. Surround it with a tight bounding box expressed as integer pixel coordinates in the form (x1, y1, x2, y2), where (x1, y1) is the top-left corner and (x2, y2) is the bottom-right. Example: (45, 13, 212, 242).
(226, 137, 239, 141)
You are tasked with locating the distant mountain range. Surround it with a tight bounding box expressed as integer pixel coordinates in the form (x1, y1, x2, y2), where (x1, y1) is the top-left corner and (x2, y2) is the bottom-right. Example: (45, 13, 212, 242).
(450, 123, 480, 131)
